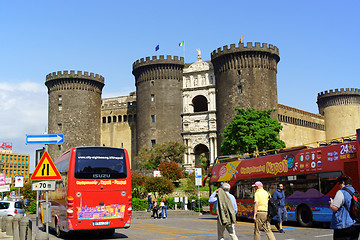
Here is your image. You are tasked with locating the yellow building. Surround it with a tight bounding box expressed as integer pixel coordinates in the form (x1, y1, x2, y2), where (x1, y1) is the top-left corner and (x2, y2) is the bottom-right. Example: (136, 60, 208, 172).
(0, 153, 30, 188)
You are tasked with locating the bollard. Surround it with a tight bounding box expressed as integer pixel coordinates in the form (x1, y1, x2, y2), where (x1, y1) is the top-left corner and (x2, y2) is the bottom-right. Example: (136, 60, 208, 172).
(6, 215, 13, 236)
(20, 216, 32, 240)
(1, 216, 6, 232)
(35, 231, 49, 240)
(13, 214, 23, 240)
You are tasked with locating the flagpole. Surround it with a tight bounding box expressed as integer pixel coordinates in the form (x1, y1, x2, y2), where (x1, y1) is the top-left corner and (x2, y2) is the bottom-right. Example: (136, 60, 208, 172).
(183, 42, 186, 63)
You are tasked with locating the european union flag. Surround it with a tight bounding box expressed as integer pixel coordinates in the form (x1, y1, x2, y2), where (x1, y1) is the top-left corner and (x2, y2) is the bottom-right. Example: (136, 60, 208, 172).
(155, 44, 159, 51)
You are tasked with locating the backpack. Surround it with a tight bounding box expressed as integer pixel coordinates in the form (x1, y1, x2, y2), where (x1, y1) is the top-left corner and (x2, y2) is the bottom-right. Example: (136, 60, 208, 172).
(268, 195, 279, 219)
(343, 188, 360, 222)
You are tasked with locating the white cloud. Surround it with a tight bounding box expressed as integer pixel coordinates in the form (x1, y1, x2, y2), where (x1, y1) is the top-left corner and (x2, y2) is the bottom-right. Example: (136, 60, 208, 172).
(0, 81, 48, 172)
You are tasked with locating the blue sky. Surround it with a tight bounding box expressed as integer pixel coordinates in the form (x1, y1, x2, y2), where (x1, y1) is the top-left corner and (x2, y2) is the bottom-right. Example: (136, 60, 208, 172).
(0, 1, 359, 172)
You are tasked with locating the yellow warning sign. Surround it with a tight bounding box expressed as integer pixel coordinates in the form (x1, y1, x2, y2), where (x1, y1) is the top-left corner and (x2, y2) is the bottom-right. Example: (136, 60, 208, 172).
(30, 151, 61, 181)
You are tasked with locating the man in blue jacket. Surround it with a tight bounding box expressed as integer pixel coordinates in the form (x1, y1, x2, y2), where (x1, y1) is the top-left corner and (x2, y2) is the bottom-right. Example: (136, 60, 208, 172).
(272, 183, 287, 233)
(329, 174, 360, 240)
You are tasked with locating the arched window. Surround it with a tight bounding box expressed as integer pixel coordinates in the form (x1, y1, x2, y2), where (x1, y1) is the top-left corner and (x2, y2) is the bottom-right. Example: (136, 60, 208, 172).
(192, 95, 208, 112)
(113, 116, 117, 123)
(118, 115, 122, 122)
(107, 116, 111, 123)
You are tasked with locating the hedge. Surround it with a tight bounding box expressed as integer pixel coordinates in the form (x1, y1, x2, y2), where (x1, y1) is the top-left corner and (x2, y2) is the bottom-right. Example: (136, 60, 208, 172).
(131, 197, 209, 211)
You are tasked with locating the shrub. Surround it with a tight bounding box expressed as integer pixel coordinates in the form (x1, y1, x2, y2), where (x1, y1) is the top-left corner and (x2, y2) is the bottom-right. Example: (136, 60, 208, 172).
(158, 161, 184, 181)
(132, 172, 148, 198)
(27, 201, 37, 214)
(144, 177, 174, 197)
(132, 198, 148, 211)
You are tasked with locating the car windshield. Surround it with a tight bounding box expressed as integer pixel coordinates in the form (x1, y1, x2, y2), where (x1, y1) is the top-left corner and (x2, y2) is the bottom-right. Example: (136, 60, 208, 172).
(0, 202, 10, 209)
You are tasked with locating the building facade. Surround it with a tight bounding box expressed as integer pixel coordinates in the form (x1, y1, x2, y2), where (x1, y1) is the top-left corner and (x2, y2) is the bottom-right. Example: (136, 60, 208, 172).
(101, 92, 137, 167)
(46, 43, 360, 171)
(0, 152, 30, 188)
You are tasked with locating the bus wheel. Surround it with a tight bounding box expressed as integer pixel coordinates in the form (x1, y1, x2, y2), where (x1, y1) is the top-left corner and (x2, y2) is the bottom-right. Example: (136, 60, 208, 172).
(55, 221, 64, 238)
(296, 206, 313, 227)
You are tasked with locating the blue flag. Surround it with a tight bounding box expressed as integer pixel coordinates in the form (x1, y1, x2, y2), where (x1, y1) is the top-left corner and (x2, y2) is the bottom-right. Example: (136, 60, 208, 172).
(155, 44, 159, 51)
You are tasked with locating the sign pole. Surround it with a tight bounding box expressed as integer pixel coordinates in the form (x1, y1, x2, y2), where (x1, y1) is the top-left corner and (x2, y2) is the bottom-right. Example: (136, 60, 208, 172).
(36, 191, 39, 234)
(46, 190, 49, 234)
(198, 185, 200, 216)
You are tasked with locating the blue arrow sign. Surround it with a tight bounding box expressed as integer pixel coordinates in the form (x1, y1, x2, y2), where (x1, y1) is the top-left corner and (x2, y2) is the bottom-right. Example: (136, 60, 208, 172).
(26, 134, 64, 144)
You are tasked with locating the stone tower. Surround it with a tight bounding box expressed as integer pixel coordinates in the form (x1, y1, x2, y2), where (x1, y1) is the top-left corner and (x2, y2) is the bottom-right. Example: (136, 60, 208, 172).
(317, 88, 360, 139)
(132, 55, 184, 153)
(45, 70, 105, 161)
(211, 42, 280, 152)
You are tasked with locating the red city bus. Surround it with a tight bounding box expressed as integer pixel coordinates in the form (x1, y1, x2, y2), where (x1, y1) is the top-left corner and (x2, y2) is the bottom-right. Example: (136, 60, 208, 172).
(208, 130, 360, 227)
(43, 146, 132, 237)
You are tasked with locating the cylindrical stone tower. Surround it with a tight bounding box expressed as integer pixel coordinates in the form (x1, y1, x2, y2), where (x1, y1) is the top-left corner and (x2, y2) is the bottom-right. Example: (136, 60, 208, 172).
(45, 70, 105, 161)
(132, 55, 184, 153)
(211, 42, 280, 153)
(317, 88, 360, 139)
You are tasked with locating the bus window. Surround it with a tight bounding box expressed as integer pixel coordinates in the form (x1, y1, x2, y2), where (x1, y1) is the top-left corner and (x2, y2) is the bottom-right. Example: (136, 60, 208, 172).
(319, 171, 342, 194)
(75, 147, 126, 179)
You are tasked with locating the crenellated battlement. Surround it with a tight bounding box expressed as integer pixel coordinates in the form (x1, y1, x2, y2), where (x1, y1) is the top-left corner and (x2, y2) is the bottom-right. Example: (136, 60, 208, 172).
(211, 42, 279, 60)
(132, 55, 184, 70)
(317, 88, 360, 114)
(46, 70, 104, 83)
(317, 88, 360, 97)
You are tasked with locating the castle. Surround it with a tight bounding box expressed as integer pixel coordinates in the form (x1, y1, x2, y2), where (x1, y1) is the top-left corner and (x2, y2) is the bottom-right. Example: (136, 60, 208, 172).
(46, 42, 360, 168)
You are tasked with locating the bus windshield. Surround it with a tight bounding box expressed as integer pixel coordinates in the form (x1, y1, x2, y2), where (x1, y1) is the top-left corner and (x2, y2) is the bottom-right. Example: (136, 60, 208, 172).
(74, 147, 126, 179)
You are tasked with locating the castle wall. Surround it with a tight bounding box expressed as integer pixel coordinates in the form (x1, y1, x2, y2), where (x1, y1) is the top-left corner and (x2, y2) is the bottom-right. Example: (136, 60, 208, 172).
(317, 88, 360, 139)
(278, 104, 326, 147)
(46, 71, 104, 161)
(211, 43, 280, 154)
(133, 55, 184, 152)
(101, 94, 136, 167)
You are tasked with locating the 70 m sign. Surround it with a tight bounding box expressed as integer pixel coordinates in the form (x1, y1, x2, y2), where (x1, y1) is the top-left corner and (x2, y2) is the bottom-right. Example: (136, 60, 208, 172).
(32, 181, 56, 191)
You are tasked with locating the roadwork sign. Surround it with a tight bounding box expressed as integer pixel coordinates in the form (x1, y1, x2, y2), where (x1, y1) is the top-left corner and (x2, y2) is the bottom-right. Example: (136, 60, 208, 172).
(30, 151, 61, 181)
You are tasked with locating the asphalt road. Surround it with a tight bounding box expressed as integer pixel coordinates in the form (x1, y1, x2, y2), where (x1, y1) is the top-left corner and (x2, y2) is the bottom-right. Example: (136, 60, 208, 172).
(36, 215, 334, 240)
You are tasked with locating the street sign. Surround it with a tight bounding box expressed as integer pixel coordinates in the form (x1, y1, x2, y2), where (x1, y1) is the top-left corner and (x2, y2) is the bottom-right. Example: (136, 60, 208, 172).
(14, 175, 24, 188)
(32, 181, 56, 191)
(195, 168, 202, 186)
(26, 134, 64, 144)
(30, 151, 61, 181)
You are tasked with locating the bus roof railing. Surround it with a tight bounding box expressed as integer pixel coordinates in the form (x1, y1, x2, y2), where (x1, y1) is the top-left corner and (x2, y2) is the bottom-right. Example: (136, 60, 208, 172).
(216, 134, 357, 164)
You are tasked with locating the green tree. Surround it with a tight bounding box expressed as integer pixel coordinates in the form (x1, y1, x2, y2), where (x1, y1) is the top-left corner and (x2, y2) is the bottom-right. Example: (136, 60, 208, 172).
(144, 176, 174, 198)
(220, 108, 285, 155)
(158, 161, 184, 181)
(135, 141, 186, 169)
(21, 182, 36, 201)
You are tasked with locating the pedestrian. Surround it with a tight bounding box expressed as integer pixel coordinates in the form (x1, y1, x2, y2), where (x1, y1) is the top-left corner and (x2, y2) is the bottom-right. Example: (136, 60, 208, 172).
(147, 193, 152, 212)
(151, 199, 159, 219)
(272, 183, 287, 233)
(209, 183, 238, 240)
(160, 197, 168, 219)
(253, 181, 276, 240)
(329, 174, 360, 240)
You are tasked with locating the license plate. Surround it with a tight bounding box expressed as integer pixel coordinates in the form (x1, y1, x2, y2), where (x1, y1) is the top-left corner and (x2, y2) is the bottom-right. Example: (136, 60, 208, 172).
(93, 221, 110, 226)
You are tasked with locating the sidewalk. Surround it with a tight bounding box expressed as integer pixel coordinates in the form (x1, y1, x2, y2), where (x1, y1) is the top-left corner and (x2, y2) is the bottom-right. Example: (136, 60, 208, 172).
(0, 231, 13, 239)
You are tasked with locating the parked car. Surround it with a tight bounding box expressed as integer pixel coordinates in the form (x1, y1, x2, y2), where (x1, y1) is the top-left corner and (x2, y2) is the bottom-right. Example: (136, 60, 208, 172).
(0, 201, 25, 216)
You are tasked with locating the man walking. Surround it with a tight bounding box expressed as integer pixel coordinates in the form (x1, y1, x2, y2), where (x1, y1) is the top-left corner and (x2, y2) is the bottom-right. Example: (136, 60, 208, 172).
(330, 174, 360, 240)
(147, 193, 153, 212)
(272, 183, 287, 233)
(253, 181, 276, 240)
(209, 183, 238, 240)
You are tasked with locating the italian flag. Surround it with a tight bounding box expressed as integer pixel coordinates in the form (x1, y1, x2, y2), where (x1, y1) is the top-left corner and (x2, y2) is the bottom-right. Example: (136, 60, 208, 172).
(179, 41, 184, 47)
